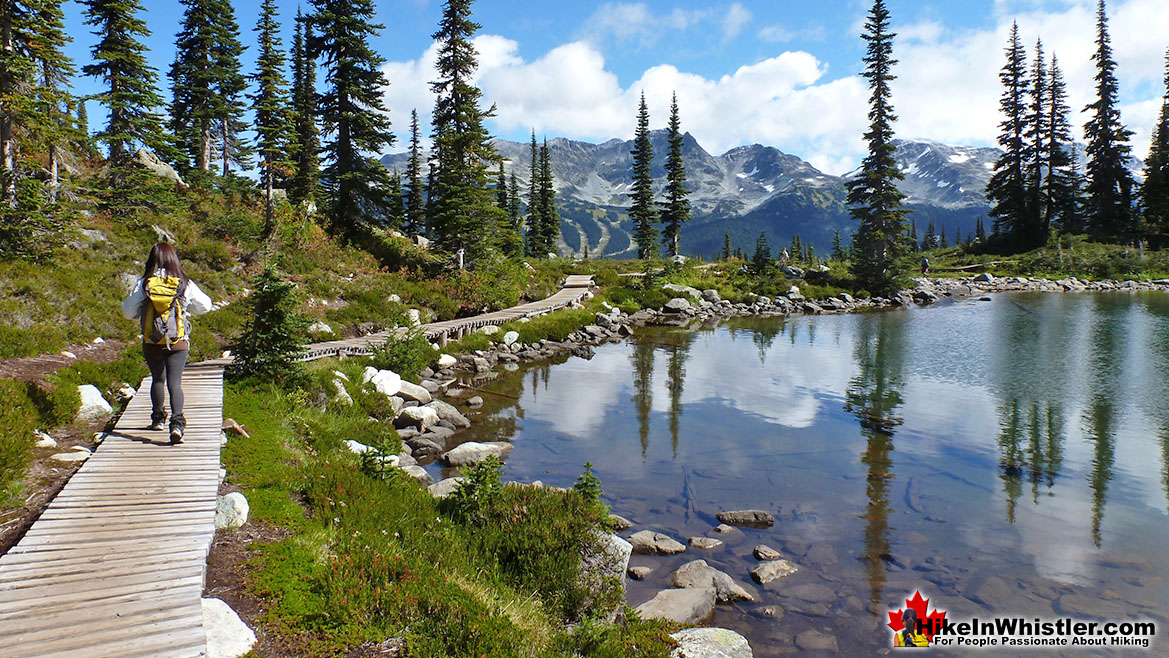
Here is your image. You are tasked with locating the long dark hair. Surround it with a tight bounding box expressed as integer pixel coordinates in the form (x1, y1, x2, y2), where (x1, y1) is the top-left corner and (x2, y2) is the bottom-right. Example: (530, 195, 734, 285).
(901, 608, 919, 645)
(143, 242, 187, 284)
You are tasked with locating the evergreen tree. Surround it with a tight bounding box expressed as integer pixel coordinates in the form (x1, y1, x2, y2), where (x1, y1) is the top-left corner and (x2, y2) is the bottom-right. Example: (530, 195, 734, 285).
(307, 0, 396, 238)
(722, 232, 731, 260)
(1140, 49, 1169, 243)
(209, 0, 249, 177)
(908, 219, 918, 252)
(536, 139, 558, 256)
(525, 130, 542, 255)
(846, 0, 909, 293)
(1045, 55, 1076, 234)
(921, 218, 937, 250)
(403, 108, 425, 234)
(629, 92, 658, 259)
(29, 0, 76, 203)
(790, 234, 802, 261)
(495, 159, 507, 211)
(226, 264, 308, 383)
(986, 23, 1030, 247)
(288, 9, 319, 208)
(427, 0, 507, 258)
(1022, 38, 1047, 247)
(975, 216, 987, 242)
(1082, 0, 1135, 239)
(751, 231, 770, 274)
(939, 224, 948, 248)
(386, 169, 404, 230)
(955, 226, 962, 246)
(507, 170, 521, 234)
(660, 92, 690, 257)
(831, 228, 845, 261)
(250, 0, 293, 233)
(77, 96, 88, 137)
(82, 0, 169, 172)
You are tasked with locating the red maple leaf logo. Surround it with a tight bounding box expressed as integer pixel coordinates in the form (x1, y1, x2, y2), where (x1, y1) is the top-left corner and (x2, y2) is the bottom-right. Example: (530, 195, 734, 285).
(887, 590, 947, 641)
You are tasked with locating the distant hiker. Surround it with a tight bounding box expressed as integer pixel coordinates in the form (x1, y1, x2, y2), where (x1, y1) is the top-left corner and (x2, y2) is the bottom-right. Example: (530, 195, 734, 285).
(121, 243, 213, 444)
(921, 256, 930, 275)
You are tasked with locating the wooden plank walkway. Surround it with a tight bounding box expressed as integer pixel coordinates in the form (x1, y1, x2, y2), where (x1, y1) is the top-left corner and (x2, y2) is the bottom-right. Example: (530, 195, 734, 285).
(0, 275, 592, 657)
(0, 364, 222, 658)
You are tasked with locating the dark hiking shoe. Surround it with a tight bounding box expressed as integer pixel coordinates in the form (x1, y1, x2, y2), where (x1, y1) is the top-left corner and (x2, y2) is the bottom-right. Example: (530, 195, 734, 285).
(169, 414, 186, 444)
(149, 411, 167, 431)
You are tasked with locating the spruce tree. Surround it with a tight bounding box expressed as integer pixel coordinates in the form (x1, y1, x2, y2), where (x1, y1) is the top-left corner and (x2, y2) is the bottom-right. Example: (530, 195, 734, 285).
(660, 92, 691, 257)
(507, 170, 521, 235)
(1082, 0, 1135, 239)
(77, 97, 88, 137)
(921, 218, 937, 251)
(386, 169, 404, 230)
(1045, 55, 1076, 234)
(403, 108, 425, 234)
(1023, 38, 1047, 247)
(722, 232, 731, 261)
(495, 159, 507, 211)
(210, 0, 249, 177)
(525, 130, 542, 255)
(1140, 49, 1169, 243)
(986, 23, 1030, 247)
(939, 225, 948, 248)
(427, 0, 507, 259)
(250, 0, 293, 233)
(28, 0, 76, 203)
(226, 265, 308, 384)
(288, 9, 319, 208)
(831, 228, 846, 261)
(82, 0, 170, 204)
(909, 219, 918, 252)
(846, 0, 909, 293)
(536, 139, 559, 256)
(308, 0, 396, 238)
(629, 92, 658, 259)
(752, 231, 770, 274)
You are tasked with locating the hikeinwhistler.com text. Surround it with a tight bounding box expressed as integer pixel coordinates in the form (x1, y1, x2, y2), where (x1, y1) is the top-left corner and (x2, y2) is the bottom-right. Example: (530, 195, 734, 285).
(922, 617, 1156, 649)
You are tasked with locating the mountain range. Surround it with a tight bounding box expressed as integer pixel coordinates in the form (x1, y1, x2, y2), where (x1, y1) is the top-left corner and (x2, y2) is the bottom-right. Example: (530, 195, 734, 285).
(380, 132, 1139, 259)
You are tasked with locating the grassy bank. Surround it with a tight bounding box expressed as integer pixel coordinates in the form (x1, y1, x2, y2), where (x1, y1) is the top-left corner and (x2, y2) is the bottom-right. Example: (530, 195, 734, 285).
(221, 359, 673, 657)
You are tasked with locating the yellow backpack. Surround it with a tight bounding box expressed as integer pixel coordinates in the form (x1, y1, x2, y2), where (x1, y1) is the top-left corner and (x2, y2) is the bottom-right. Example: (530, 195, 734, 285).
(142, 275, 188, 347)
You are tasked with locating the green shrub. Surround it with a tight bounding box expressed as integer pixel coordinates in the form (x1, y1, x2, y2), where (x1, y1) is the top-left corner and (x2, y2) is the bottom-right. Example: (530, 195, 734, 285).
(226, 265, 309, 384)
(499, 308, 594, 345)
(447, 455, 504, 525)
(0, 380, 37, 498)
(366, 330, 437, 382)
(0, 325, 67, 359)
(27, 379, 80, 428)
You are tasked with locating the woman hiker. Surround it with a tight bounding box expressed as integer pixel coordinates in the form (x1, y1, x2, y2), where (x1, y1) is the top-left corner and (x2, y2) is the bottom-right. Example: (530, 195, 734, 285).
(121, 243, 213, 444)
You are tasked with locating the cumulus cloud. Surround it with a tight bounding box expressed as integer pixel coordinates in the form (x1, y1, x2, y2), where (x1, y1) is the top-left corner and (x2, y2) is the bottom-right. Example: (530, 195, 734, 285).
(380, 0, 1165, 175)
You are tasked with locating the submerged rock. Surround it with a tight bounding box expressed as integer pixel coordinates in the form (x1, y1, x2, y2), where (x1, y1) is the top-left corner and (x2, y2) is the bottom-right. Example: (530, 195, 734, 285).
(715, 510, 774, 528)
(669, 559, 754, 602)
(635, 587, 716, 625)
(629, 530, 687, 555)
(670, 628, 753, 658)
(750, 559, 798, 585)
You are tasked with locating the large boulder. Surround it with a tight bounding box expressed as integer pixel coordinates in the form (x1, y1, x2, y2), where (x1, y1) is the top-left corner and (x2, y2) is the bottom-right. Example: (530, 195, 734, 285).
(397, 380, 432, 405)
(669, 559, 754, 602)
(437, 353, 458, 368)
(428, 477, 464, 498)
(394, 405, 439, 431)
(425, 400, 471, 428)
(663, 298, 691, 314)
(662, 283, 702, 300)
(781, 265, 805, 279)
(363, 367, 402, 397)
(441, 441, 514, 466)
(670, 628, 753, 658)
(701, 289, 721, 303)
(132, 148, 188, 188)
(202, 598, 256, 658)
(502, 330, 520, 346)
(629, 530, 687, 555)
(635, 587, 716, 625)
(215, 492, 249, 529)
(76, 385, 113, 422)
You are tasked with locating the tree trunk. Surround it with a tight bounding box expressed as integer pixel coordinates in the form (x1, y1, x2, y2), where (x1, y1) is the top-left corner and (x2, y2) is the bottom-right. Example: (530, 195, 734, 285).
(264, 168, 273, 234)
(1, 13, 15, 207)
(48, 144, 58, 203)
(199, 119, 211, 171)
(222, 119, 229, 178)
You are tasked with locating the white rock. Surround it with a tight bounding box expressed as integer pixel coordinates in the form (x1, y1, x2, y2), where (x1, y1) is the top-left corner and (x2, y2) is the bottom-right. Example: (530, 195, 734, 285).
(345, 440, 373, 455)
(332, 370, 349, 381)
(441, 441, 514, 466)
(362, 366, 379, 384)
(428, 477, 465, 498)
(478, 325, 500, 336)
(630, 530, 687, 555)
(215, 492, 250, 529)
(397, 380, 432, 405)
(670, 628, 753, 658)
(50, 452, 89, 463)
(75, 385, 113, 422)
(115, 383, 138, 401)
(669, 559, 755, 602)
(34, 431, 57, 448)
(61, 351, 77, 359)
(388, 293, 401, 303)
(424, 400, 470, 428)
(332, 378, 353, 406)
(635, 587, 716, 625)
(70, 445, 92, 453)
(93, 337, 105, 344)
(394, 405, 439, 431)
(437, 353, 457, 368)
(307, 320, 333, 335)
(407, 309, 421, 326)
(368, 369, 402, 397)
(402, 465, 433, 485)
(202, 598, 256, 658)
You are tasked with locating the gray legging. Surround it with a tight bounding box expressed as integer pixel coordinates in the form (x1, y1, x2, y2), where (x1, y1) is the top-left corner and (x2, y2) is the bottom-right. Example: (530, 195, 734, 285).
(144, 348, 189, 419)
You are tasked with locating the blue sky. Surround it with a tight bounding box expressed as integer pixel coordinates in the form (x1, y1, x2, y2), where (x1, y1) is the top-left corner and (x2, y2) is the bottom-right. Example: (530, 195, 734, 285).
(63, 0, 1168, 175)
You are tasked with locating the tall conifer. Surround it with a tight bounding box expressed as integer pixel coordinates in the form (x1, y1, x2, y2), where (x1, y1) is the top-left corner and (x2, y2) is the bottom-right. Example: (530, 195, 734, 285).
(29, 0, 75, 202)
(82, 0, 169, 182)
(210, 0, 249, 176)
(428, 0, 506, 258)
(660, 92, 690, 257)
(846, 0, 908, 292)
(629, 92, 658, 259)
(537, 139, 558, 255)
(507, 170, 521, 234)
(1140, 49, 1169, 243)
(1045, 55, 1076, 234)
(403, 108, 425, 234)
(986, 23, 1029, 247)
(525, 129, 541, 254)
(1083, 0, 1135, 239)
(307, 0, 396, 238)
(1022, 38, 1047, 247)
(288, 9, 319, 208)
(250, 0, 293, 232)
(386, 169, 404, 230)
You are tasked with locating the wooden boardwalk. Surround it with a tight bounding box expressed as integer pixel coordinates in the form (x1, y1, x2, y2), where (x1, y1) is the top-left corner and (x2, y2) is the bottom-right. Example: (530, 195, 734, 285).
(0, 275, 592, 657)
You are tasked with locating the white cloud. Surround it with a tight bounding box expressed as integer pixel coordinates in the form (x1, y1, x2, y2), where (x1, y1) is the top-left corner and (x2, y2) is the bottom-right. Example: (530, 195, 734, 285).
(722, 3, 753, 40)
(380, 0, 1165, 175)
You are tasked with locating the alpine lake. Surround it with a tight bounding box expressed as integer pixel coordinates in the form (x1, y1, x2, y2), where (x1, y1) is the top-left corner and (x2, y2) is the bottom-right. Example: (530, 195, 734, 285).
(421, 291, 1169, 656)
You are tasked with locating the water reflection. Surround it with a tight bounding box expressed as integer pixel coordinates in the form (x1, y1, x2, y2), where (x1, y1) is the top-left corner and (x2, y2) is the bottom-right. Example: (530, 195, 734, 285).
(843, 313, 906, 608)
(630, 340, 654, 456)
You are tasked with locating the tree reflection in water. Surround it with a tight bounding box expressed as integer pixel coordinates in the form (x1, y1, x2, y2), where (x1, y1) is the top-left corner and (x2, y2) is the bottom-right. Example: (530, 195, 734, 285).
(844, 312, 906, 609)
